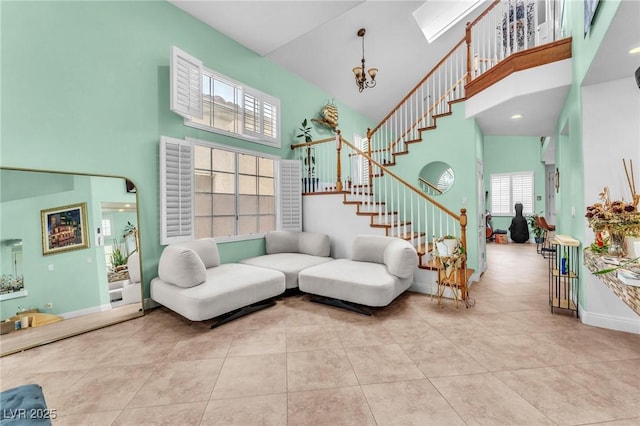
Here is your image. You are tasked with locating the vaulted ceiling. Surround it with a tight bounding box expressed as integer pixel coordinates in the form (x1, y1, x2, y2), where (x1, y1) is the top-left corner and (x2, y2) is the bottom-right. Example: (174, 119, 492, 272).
(169, 1, 639, 137)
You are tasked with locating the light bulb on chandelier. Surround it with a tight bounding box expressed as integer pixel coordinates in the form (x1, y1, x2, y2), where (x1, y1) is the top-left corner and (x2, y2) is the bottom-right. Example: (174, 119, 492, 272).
(353, 28, 378, 92)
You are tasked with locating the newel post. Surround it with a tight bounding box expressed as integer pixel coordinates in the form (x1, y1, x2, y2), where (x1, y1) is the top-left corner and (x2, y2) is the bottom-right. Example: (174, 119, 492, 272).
(366, 127, 373, 190)
(465, 21, 472, 84)
(459, 208, 468, 255)
(335, 130, 343, 192)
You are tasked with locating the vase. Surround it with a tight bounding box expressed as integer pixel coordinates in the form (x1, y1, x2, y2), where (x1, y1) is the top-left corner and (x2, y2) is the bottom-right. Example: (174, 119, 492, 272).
(607, 229, 627, 257)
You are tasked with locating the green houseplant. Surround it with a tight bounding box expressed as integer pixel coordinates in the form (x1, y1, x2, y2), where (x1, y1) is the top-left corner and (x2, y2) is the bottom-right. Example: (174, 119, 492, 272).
(527, 214, 545, 243)
(296, 119, 313, 143)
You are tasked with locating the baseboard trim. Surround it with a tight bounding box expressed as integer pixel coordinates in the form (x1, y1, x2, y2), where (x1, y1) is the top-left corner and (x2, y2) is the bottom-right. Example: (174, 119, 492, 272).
(579, 304, 640, 334)
(60, 303, 113, 319)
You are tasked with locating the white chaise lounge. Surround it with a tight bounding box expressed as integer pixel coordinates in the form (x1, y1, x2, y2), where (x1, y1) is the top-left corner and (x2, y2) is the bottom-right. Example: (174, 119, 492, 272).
(298, 235, 418, 315)
(150, 238, 285, 328)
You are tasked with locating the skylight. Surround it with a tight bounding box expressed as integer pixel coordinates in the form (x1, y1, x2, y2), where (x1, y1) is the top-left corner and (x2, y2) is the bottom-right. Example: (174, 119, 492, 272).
(413, 0, 486, 44)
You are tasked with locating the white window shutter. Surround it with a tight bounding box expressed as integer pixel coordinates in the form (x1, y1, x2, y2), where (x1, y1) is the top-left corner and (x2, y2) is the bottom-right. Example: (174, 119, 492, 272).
(160, 136, 194, 244)
(170, 46, 203, 120)
(278, 160, 302, 232)
(242, 89, 262, 139)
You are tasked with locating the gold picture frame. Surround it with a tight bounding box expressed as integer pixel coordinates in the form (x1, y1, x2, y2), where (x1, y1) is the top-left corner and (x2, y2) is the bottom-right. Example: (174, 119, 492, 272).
(41, 202, 89, 255)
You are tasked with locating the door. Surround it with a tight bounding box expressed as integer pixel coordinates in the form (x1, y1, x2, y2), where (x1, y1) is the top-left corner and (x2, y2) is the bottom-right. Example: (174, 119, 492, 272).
(477, 159, 487, 273)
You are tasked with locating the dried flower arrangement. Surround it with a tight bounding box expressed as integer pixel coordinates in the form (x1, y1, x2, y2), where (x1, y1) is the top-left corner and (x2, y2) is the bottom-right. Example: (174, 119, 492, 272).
(585, 159, 640, 237)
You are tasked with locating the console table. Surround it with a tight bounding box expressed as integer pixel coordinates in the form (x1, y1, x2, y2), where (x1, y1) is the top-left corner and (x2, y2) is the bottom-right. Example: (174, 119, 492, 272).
(548, 235, 580, 317)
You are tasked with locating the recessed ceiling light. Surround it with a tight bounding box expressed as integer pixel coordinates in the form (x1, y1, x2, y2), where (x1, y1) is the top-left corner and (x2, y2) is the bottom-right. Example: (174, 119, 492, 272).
(511, 114, 523, 119)
(630, 46, 640, 55)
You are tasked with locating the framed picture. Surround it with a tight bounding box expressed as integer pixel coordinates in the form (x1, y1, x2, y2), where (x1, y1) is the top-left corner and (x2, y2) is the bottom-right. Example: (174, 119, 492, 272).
(41, 202, 89, 255)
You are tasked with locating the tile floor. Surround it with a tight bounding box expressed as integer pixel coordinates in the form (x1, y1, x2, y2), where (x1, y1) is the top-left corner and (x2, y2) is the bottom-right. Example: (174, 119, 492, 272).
(1, 242, 639, 425)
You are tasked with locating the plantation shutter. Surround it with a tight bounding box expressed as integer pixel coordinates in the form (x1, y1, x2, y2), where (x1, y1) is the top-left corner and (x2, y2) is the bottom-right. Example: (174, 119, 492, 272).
(170, 46, 203, 120)
(160, 136, 194, 244)
(278, 160, 302, 231)
(262, 98, 278, 141)
(512, 172, 534, 215)
(490, 172, 534, 216)
(242, 90, 261, 139)
(490, 174, 511, 215)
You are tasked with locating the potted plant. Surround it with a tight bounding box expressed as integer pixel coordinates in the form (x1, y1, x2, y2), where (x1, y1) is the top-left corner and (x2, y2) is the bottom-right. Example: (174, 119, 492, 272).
(296, 118, 313, 143)
(527, 214, 545, 243)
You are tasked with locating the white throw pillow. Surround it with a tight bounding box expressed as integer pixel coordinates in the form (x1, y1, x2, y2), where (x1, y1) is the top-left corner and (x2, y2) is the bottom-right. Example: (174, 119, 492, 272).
(179, 238, 220, 268)
(351, 235, 391, 264)
(384, 239, 418, 278)
(298, 232, 331, 257)
(158, 245, 207, 288)
(265, 231, 299, 254)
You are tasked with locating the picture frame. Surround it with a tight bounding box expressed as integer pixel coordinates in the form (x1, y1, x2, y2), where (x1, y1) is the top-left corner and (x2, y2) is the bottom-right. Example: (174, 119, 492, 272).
(41, 202, 89, 255)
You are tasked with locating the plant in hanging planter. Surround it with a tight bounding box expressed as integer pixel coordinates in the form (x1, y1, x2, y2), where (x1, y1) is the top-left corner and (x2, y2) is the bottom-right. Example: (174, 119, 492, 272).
(296, 119, 313, 143)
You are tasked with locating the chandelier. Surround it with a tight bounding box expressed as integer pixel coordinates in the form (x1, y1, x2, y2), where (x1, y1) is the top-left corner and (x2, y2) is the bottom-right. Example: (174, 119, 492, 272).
(352, 28, 378, 92)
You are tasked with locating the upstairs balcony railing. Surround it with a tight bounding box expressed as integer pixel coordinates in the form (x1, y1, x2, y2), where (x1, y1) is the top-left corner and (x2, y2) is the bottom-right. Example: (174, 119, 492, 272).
(467, 0, 566, 80)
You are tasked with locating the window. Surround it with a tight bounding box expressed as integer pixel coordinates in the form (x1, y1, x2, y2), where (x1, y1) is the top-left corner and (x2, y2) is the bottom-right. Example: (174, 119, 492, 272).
(490, 171, 534, 216)
(160, 136, 301, 245)
(170, 46, 280, 147)
(194, 144, 276, 239)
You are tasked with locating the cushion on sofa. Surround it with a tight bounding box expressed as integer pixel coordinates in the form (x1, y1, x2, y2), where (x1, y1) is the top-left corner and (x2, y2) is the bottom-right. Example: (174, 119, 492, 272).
(151, 263, 285, 321)
(265, 231, 299, 254)
(351, 234, 394, 264)
(178, 238, 220, 268)
(239, 252, 333, 289)
(384, 239, 418, 278)
(298, 232, 331, 257)
(158, 245, 206, 288)
(299, 259, 413, 307)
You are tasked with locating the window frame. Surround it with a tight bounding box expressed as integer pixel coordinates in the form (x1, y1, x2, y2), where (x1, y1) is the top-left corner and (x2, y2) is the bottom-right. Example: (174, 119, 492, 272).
(489, 171, 535, 217)
(189, 138, 280, 243)
(184, 67, 281, 149)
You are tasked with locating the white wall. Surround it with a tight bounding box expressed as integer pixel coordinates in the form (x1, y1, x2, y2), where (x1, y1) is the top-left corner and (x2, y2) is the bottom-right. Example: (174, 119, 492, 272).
(581, 77, 640, 333)
(302, 194, 384, 259)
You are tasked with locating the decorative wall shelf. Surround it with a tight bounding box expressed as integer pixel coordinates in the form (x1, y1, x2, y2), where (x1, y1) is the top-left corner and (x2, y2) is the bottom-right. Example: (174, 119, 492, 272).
(584, 249, 640, 316)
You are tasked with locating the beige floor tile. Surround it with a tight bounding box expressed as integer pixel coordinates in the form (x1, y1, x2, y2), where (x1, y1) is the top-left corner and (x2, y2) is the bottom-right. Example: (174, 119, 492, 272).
(226, 328, 286, 357)
(128, 358, 223, 407)
(430, 373, 555, 425)
(287, 348, 358, 391)
(1, 243, 637, 426)
(381, 318, 448, 344)
(211, 353, 286, 399)
(166, 328, 234, 361)
(201, 393, 287, 426)
(113, 402, 207, 426)
(362, 379, 466, 425)
(401, 339, 488, 377)
(54, 410, 122, 426)
(346, 344, 425, 384)
(287, 386, 376, 425)
(453, 335, 547, 371)
(555, 360, 640, 418)
(494, 367, 624, 424)
(588, 418, 640, 425)
(338, 322, 396, 347)
(57, 365, 154, 415)
(285, 324, 343, 352)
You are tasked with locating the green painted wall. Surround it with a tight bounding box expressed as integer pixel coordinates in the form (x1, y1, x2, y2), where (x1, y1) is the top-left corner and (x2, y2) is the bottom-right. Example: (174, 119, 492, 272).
(0, 175, 106, 320)
(553, 0, 621, 307)
(392, 103, 481, 270)
(484, 135, 546, 233)
(0, 1, 374, 295)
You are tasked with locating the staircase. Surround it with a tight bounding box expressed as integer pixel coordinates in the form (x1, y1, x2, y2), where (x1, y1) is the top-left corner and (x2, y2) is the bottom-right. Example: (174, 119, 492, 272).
(291, 0, 569, 301)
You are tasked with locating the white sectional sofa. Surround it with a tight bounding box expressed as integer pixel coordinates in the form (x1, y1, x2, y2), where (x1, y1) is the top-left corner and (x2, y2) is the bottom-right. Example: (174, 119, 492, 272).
(299, 235, 418, 315)
(239, 230, 333, 289)
(151, 232, 417, 326)
(150, 238, 285, 327)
